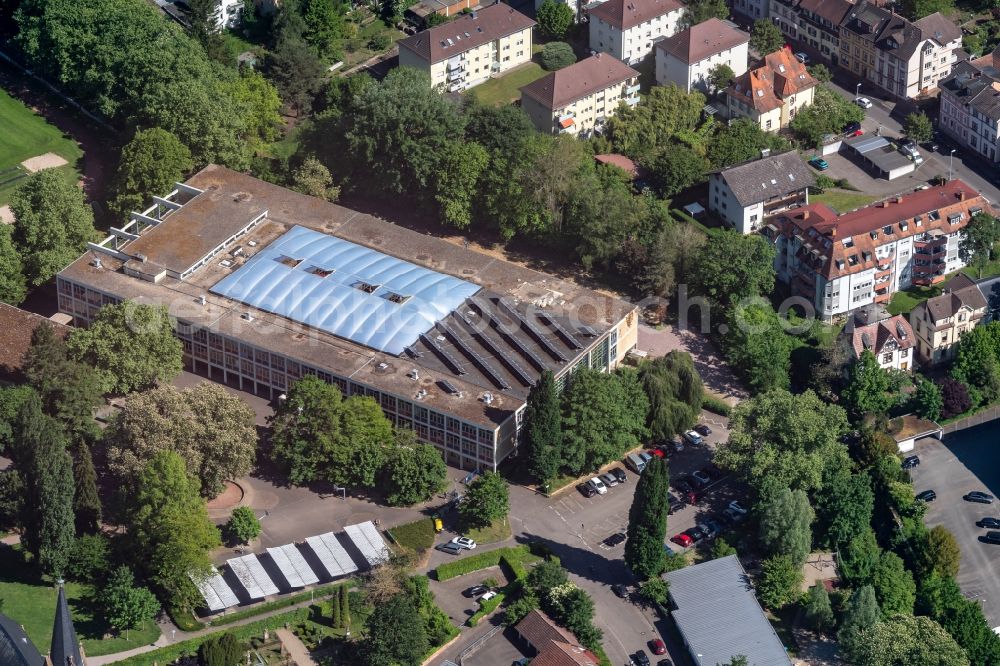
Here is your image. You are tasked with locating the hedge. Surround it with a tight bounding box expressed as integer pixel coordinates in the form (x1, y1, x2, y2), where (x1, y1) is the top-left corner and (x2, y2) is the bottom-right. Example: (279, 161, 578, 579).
(168, 605, 205, 632)
(207, 581, 349, 627)
(502, 553, 528, 581)
(467, 591, 506, 626)
(701, 395, 732, 417)
(434, 545, 532, 581)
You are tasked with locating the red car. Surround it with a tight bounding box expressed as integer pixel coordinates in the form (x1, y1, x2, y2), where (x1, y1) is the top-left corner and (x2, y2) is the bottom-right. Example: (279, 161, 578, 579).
(671, 533, 693, 548)
(649, 638, 667, 655)
(647, 448, 666, 459)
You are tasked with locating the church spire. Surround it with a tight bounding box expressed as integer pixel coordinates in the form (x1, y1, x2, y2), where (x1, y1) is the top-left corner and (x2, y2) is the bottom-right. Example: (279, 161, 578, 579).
(49, 582, 84, 666)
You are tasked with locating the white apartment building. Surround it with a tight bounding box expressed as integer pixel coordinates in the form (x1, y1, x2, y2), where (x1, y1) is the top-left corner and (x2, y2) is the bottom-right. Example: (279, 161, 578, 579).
(765, 181, 986, 320)
(654, 18, 749, 92)
(708, 151, 815, 234)
(397, 3, 535, 91)
(724, 48, 818, 131)
(588, 0, 685, 65)
(839, 4, 961, 99)
(520, 53, 640, 136)
(939, 56, 1000, 165)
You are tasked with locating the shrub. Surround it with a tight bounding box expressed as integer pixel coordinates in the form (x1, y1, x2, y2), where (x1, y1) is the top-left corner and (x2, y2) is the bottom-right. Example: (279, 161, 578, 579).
(435, 545, 531, 581)
(467, 591, 505, 626)
(938, 378, 972, 419)
(368, 34, 392, 51)
(226, 506, 261, 545)
(814, 174, 836, 191)
(198, 632, 242, 666)
(541, 42, 577, 71)
(701, 395, 732, 417)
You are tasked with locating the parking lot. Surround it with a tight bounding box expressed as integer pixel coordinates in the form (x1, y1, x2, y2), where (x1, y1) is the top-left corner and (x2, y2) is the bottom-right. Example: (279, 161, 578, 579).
(909, 420, 1000, 629)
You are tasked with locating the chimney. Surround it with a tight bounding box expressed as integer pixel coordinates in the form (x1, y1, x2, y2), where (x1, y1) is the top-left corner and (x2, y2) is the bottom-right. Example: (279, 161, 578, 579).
(959, 190, 967, 200)
(802, 209, 810, 219)
(830, 226, 837, 238)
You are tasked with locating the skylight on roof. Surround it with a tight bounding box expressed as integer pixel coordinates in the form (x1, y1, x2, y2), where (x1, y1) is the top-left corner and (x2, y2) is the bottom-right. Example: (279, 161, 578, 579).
(771, 178, 777, 184)
(756, 89, 764, 96)
(353, 281, 380, 294)
(306, 266, 334, 278)
(278, 256, 301, 268)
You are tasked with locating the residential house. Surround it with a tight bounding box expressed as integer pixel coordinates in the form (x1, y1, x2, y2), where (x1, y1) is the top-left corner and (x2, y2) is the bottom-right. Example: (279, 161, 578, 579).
(708, 150, 815, 233)
(764, 180, 989, 320)
(587, 0, 685, 65)
(909, 273, 988, 365)
(838, 3, 961, 99)
(724, 48, 819, 131)
(939, 56, 1000, 165)
(770, 0, 855, 65)
(654, 18, 750, 92)
(514, 610, 601, 666)
(397, 3, 535, 91)
(520, 53, 640, 136)
(844, 308, 916, 370)
(731, 0, 769, 22)
(0, 303, 69, 383)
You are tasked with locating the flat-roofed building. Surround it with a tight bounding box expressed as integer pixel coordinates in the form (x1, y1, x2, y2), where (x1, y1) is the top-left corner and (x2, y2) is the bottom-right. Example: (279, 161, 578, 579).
(654, 18, 749, 93)
(587, 0, 685, 65)
(520, 53, 639, 136)
(725, 48, 819, 132)
(764, 180, 990, 319)
(397, 3, 535, 92)
(57, 165, 638, 472)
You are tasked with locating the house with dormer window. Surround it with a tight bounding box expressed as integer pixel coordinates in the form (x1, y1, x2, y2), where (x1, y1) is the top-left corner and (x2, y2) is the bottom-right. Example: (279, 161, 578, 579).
(724, 48, 818, 131)
(909, 273, 988, 366)
(844, 308, 915, 371)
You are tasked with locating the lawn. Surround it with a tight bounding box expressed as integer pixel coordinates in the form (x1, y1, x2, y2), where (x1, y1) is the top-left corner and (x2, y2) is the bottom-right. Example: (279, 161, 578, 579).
(462, 518, 512, 545)
(962, 258, 1000, 280)
(339, 18, 406, 69)
(387, 517, 436, 552)
(471, 62, 547, 106)
(887, 284, 944, 315)
(810, 188, 876, 213)
(0, 86, 83, 204)
(0, 546, 160, 657)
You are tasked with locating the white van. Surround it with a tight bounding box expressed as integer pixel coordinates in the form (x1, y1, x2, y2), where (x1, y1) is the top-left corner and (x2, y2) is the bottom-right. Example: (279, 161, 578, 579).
(626, 452, 646, 474)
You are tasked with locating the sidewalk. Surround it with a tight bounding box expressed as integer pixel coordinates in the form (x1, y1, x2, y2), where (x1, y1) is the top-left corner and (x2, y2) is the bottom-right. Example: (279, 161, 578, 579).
(275, 628, 317, 666)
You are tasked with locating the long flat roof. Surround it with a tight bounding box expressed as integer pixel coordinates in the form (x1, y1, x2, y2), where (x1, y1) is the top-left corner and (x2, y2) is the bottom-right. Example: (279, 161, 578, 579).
(58, 166, 636, 428)
(664, 555, 792, 666)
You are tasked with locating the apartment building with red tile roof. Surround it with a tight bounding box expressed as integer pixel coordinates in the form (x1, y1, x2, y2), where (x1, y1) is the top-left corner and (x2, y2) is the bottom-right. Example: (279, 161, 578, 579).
(725, 48, 818, 131)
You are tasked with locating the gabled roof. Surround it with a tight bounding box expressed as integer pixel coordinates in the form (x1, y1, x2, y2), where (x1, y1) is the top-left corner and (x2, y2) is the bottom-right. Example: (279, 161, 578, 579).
(654, 18, 749, 65)
(397, 3, 535, 64)
(0, 614, 43, 666)
(587, 0, 684, 31)
(841, 3, 959, 59)
(50, 586, 83, 666)
(711, 151, 815, 207)
(914, 12, 961, 46)
(797, 0, 853, 28)
(0, 303, 69, 380)
(941, 59, 1000, 122)
(914, 273, 988, 322)
(516, 610, 600, 666)
(520, 54, 638, 110)
(726, 48, 817, 113)
(849, 314, 914, 359)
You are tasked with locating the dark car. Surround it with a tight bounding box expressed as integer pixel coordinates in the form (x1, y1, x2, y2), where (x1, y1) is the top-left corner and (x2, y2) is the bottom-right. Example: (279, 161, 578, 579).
(611, 467, 628, 483)
(901, 455, 920, 469)
(603, 532, 627, 547)
(657, 661, 674, 666)
(916, 489, 937, 502)
(612, 583, 629, 598)
(684, 526, 706, 543)
(577, 482, 597, 498)
(463, 584, 488, 598)
(694, 424, 712, 436)
(632, 650, 651, 666)
(436, 542, 463, 555)
(843, 121, 862, 135)
(980, 531, 1000, 544)
(672, 477, 695, 494)
(977, 517, 1000, 529)
(965, 491, 995, 504)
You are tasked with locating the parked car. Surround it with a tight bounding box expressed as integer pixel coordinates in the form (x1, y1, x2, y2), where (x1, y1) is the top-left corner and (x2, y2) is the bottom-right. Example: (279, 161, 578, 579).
(855, 96, 873, 109)
(965, 491, 995, 504)
(478, 590, 498, 603)
(451, 536, 477, 550)
(722, 506, 745, 523)
(794, 51, 809, 64)
(639, 452, 654, 466)
(673, 477, 695, 494)
(684, 526, 706, 543)
(589, 476, 608, 495)
(916, 489, 937, 502)
(603, 532, 627, 547)
(671, 437, 684, 452)
(611, 467, 628, 483)
(843, 121, 862, 135)
(632, 651, 651, 666)
(977, 517, 1000, 529)
(728, 500, 748, 515)
(463, 584, 488, 598)
(808, 157, 829, 170)
(699, 520, 720, 540)
(980, 531, 1000, 544)
(683, 430, 703, 446)
(612, 583, 629, 598)
(694, 424, 712, 436)
(601, 472, 620, 487)
(901, 455, 920, 469)
(577, 482, 597, 498)
(667, 492, 681, 515)
(671, 532, 693, 548)
(436, 542, 463, 555)
(649, 638, 667, 655)
(657, 661, 674, 666)
(692, 470, 712, 487)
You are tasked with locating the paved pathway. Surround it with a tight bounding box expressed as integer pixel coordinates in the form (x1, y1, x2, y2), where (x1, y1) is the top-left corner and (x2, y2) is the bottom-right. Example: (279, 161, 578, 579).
(275, 628, 317, 666)
(637, 323, 746, 403)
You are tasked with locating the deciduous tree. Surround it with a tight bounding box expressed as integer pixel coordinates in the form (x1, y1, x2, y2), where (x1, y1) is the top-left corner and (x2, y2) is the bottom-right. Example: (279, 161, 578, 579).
(103, 566, 160, 639)
(757, 554, 802, 609)
(385, 431, 447, 506)
(362, 593, 430, 666)
(644, 144, 708, 197)
(639, 351, 703, 442)
(926, 525, 961, 579)
(913, 376, 944, 421)
(903, 111, 934, 144)
(814, 466, 873, 549)
(856, 614, 968, 666)
(24, 322, 102, 439)
(110, 128, 193, 222)
(873, 551, 916, 615)
(541, 41, 577, 70)
(226, 506, 261, 545)
(433, 140, 489, 230)
(844, 350, 898, 417)
(750, 19, 784, 55)
(960, 212, 1000, 278)
(723, 302, 793, 393)
(267, 31, 326, 117)
(681, 0, 728, 27)
(0, 226, 27, 306)
(291, 156, 340, 201)
(459, 471, 509, 528)
(789, 86, 864, 148)
(758, 487, 814, 565)
(9, 170, 95, 287)
(706, 118, 789, 169)
(536, 0, 573, 39)
(803, 582, 834, 632)
(688, 229, 775, 307)
(625, 457, 670, 578)
(938, 377, 972, 418)
(707, 63, 735, 91)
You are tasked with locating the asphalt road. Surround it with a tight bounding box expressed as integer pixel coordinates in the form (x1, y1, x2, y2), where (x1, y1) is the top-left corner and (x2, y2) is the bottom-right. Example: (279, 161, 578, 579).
(909, 419, 1000, 630)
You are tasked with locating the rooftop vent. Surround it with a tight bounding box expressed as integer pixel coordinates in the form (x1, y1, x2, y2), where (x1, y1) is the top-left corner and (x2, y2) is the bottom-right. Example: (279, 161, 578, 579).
(482, 392, 494, 405)
(220, 259, 233, 268)
(353, 281, 380, 294)
(241, 312, 254, 321)
(92, 256, 103, 269)
(306, 266, 334, 277)
(198, 295, 206, 305)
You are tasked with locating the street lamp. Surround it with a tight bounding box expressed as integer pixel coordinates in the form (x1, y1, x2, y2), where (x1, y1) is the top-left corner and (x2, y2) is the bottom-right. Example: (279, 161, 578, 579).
(949, 148, 956, 181)
(855, 82, 861, 100)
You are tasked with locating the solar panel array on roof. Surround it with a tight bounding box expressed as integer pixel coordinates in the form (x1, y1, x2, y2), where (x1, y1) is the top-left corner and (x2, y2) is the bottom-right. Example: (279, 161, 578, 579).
(535, 312, 583, 349)
(420, 331, 467, 375)
(228, 555, 280, 599)
(210, 225, 481, 355)
(191, 567, 239, 611)
(469, 297, 548, 371)
(439, 323, 511, 390)
(496, 299, 569, 362)
(305, 533, 359, 578)
(267, 545, 319, 588)
(344, 521, 391, 566)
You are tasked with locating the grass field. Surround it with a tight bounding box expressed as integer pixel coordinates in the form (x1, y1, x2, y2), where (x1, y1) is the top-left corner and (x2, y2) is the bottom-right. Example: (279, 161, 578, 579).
(0, 86, 83, 204)
(0, 545, 160, 657)
(471, 62, 547, 106)
(810, 188, 876, 213)
(462, 518, 512, 545)
(888, 283, 944, 315)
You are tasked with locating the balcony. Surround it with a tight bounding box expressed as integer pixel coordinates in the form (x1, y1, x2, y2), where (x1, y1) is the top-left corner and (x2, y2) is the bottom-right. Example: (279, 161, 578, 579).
(625, 95, 640, 106)
(874, 291, 892, 304)
(447, 69, 464, 82)
(558, 114, 577, 134)
(626, 84, 640, 95)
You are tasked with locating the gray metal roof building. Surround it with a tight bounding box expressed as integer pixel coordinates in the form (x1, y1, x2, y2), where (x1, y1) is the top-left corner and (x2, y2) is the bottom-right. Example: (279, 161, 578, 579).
(843, 134, 916, 180)
(663, 555, 792, 666)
